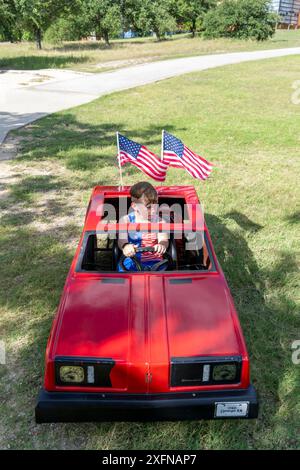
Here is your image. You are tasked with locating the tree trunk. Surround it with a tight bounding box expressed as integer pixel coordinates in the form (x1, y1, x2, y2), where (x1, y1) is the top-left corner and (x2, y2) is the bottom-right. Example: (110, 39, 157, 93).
(191, 19, 196, 38)
(35, 28, 42, 50)
(154, 28, 161, 41)
(103, 31, 110, 46)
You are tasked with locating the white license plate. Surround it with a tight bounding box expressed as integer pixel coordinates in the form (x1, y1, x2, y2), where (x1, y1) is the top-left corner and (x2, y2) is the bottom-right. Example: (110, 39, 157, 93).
(215, 402, 249, 418)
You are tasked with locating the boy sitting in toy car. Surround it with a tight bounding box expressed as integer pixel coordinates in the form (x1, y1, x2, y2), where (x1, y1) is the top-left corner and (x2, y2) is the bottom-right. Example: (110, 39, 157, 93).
(118, 182, 169, 271)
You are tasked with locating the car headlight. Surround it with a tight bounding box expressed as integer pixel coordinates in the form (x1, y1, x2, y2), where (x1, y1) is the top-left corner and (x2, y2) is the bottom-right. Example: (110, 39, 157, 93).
(59, 366, 85, 383)
(212, 363, 237, 382)
(171, 356, 242, 387)
(55, 357, 115, 387)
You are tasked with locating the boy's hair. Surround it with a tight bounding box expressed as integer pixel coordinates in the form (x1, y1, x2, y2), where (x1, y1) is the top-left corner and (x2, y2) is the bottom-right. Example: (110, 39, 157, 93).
(130, 181, 158, 204)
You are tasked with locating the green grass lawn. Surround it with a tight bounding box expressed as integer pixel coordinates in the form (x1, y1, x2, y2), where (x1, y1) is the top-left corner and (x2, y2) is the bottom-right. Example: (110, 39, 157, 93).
(0, 29, 300, 72)
(0, 55, 299, 449)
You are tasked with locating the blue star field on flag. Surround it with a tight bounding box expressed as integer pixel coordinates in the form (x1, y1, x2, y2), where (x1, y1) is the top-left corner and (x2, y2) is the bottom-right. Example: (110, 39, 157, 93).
(117, 133, 168, 182)
(163, 131, 184, 158)
(119, 134, 141, 159)
(162, 130, 213, 180)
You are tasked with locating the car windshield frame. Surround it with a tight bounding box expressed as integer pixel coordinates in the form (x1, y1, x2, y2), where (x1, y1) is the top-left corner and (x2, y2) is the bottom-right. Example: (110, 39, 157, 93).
(75, 229, 218, 275)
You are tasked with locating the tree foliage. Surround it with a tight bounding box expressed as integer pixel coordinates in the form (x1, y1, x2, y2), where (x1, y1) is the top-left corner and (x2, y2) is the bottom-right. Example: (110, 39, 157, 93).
(172, 0, 215, 37)
(83, 0, 122, 45)
(119, 0, 141, 33)
(0, 0, 278, 46)
(43, 15, 91, 44)
(203, 0, 278, 41)
(136, 0, 176, 40)
(0, 0, 20, 40)
(0, 0, 12, 26)
(14, 0, 78, 48)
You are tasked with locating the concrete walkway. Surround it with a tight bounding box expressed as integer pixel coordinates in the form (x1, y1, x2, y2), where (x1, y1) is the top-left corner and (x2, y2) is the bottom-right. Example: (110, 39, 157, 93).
(1, 47, 300, 144)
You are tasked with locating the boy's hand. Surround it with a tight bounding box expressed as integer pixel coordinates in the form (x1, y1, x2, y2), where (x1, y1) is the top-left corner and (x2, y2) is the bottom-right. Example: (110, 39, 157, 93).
(154, 243, 167, 255)
(123, 243, 137, 257)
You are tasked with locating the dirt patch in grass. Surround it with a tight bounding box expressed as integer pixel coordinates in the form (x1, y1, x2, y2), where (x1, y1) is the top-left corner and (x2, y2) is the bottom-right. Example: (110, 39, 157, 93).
(0, 135, 19, 161)
(0, 134, 84, 244)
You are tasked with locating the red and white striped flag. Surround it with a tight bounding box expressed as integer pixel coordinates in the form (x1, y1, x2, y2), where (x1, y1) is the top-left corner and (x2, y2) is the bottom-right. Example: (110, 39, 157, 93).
(162, 130, 213, 180)
(117, 133, 168, 182)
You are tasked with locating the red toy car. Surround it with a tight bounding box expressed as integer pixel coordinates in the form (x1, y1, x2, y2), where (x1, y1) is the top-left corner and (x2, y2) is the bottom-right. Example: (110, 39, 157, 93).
(35, 185, 258, 422)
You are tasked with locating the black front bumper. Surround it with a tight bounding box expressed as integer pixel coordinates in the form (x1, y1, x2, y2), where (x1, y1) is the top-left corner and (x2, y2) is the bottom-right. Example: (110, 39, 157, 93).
(35, 385, 258, 423)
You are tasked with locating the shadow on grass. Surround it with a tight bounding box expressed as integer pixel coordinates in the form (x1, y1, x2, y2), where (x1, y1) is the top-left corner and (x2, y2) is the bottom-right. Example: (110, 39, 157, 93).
(206, 214, 299, 437)
(0, 194, 298, 447)
(0, 55, 89, 70)
(224, 211, 263, 233)
(16, 116, 123, 172)
(0, 173, 84, 231)
(285, 211, 300, 226)
(8, 175, 67, 203)
(53, 37, 176, 53)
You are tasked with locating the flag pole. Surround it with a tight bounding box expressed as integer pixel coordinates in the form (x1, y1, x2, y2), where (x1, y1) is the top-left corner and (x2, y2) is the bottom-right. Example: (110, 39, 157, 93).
(116, 131, 124, 190)
(160, 129, 164, 186)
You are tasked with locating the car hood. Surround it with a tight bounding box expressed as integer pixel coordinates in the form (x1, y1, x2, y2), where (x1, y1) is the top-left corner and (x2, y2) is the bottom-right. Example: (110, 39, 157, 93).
(54, 274, 241, 361)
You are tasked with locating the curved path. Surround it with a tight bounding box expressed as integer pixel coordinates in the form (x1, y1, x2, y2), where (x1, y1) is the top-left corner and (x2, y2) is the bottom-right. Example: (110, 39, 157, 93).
(1, 47, 300, 144)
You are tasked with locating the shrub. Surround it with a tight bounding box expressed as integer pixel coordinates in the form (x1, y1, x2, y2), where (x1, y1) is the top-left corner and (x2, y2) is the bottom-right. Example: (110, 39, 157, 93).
(44, 17, 89, 44)
(203, 0, 278, 41)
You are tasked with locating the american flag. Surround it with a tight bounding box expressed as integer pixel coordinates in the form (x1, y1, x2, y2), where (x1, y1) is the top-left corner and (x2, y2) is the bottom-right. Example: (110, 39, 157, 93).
(162, 131, 213, 180)
(118, 134, 168, 182)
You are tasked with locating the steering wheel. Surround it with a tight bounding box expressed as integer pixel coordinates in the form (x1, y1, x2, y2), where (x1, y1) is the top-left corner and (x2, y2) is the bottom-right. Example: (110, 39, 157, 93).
(119, 246, 172, 272)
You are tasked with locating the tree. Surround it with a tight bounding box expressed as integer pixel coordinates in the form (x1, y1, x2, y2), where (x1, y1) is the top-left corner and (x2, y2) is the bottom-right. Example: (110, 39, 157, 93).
(203, 0, 278, 41)
(172, 0, 215, 37)
(0, 0, 12, 29)
(84, 0, 122, 46)
(119, 0, 143, 36)
(136, 0, 176, 40)
(44, 14, 91, 44)
(0, 0, 20, 41)
(14, 0, 78, 49)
